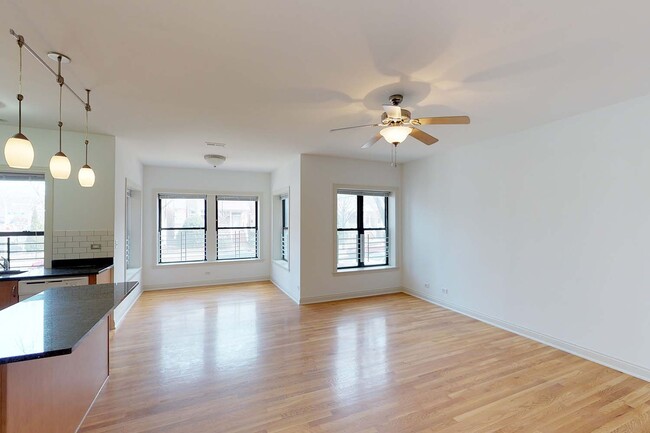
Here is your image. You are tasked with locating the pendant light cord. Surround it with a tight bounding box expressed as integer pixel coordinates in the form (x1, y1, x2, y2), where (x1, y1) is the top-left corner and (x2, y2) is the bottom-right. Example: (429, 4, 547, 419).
(58, 82, 63, 152)
(84, 108, 89, 165)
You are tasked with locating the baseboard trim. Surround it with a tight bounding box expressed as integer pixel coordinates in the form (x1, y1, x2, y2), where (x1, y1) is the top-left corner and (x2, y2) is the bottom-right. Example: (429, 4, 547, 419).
(113, 284, 142, 329)
(143, 275, 271, 291)
(300, 287, 402, 305)
(270, 279, 300, 304)
(403, 287, 650, 383)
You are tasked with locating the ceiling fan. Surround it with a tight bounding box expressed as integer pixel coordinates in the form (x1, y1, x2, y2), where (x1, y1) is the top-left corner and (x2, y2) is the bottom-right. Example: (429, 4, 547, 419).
(330, 94, 470, 149)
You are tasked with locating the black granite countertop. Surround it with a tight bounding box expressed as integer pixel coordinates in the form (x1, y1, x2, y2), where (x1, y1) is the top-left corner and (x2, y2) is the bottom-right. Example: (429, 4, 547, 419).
(0, 281, 138, 365)
(0, 262, 114, 282)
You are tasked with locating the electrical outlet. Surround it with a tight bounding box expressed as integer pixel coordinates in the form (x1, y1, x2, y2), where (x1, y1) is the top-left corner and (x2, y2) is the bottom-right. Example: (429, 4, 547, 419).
(424, 282, 430, 288)
(442, 287, 449, 295)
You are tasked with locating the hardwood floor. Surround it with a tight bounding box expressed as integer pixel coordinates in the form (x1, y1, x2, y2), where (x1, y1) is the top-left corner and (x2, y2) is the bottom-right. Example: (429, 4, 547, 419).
(79, 282, 650, 432)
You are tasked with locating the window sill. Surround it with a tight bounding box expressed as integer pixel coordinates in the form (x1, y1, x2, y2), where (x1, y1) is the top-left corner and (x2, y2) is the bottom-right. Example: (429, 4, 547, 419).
(273, 259, 289, 270)
(333, 265, 399, 276)
(156, 258, 264, 268)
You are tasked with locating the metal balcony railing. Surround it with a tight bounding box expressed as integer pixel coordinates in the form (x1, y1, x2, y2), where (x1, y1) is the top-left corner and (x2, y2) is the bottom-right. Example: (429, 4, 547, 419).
(0, 233, 45, 269)
(337, 232, 388, 268)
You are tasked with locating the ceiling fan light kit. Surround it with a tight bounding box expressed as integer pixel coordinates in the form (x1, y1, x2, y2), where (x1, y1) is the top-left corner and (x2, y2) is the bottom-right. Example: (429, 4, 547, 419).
(331, 94, 471, 165)
(4, 29, 97, 187)
(380, 126, 412, 145)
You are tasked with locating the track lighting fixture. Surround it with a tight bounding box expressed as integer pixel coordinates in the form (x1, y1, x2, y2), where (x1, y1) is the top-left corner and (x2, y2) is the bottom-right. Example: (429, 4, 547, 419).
(6, 30, 96, 187)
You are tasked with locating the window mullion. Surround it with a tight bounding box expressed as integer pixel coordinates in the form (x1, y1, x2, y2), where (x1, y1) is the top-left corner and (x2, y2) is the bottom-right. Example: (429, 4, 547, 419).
(357, 194, 364, 267)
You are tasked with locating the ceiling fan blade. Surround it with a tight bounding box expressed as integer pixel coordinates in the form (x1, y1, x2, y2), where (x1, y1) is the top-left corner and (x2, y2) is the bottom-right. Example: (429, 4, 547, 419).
(362, 133, 383, 149)
(412, 116, 470, 125)
(410, 128, 439, 145)
(383, 105, 402, 119)
(330, 123, 381, 132)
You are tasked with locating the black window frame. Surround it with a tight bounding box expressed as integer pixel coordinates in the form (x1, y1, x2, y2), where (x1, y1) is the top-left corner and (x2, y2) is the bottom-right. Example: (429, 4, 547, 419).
(157, 194, 207, 264)
(336, 191, 389, 269)
(280, 195, 288, 261)
(216, 196, 259, 261)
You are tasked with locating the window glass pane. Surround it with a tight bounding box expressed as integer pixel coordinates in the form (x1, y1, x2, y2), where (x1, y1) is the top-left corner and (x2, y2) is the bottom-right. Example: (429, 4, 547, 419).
(160, 198, 205, 229)
(363, 196, 386, 229)
(217, 229, 258, 260)
(337, 231, 358, 268)
(337, 194, 357, 229)
(159, 229, 206, 263)
(281, 198, 288, 228)
(0, 176, 45, 232)
(218, 200, 256, 228)
(364, 230, 388, 266)
(0, 174, 45, 268)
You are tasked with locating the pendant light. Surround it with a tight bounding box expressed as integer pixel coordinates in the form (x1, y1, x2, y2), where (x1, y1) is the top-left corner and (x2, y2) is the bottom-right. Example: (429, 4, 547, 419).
(78, 90, 95, 187)
(49, 55, 71, 180)
(4, 35, 34, 169)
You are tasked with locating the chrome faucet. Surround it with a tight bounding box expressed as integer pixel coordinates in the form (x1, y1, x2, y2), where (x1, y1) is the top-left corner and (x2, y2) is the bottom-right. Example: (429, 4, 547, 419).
(1, 238, 10, 270)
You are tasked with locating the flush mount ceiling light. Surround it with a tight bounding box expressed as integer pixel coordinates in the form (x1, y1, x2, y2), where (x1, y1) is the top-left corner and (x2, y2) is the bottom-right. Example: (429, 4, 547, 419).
(204, 154, 226, 167)
(4, 34, 34, 169)
(78, 90, 95, 187)
(7, 30, 96, 184)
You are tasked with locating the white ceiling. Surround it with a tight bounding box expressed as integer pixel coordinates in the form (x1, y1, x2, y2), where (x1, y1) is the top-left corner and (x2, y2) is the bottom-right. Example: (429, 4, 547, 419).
(1, 0, 650, 172)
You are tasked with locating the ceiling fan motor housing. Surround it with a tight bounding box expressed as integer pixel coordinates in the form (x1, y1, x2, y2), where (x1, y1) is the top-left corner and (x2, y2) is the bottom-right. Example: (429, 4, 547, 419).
(381, 109, 411, 125)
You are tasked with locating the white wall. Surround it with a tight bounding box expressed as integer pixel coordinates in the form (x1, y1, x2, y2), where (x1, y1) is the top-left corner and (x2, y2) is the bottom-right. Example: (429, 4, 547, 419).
(300, 154, 402, 302)
(402, 94, 650, 379)
(270, 156, 300, 302)
(142, 166, 271, 290)
(113, 138, 143, 282)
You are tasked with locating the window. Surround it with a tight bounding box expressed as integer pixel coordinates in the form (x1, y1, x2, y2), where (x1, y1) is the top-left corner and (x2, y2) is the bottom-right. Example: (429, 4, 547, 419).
(158, 194, 207, 263)
(216, 196, 259, 260)
(337, 190, 389, 269)
(280, 195, 288, 261)
(0, 172, 45, 269)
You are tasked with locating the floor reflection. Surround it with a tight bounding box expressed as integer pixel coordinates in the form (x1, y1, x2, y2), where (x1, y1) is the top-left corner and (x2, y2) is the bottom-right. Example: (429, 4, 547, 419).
(215, 301, 258, 367)
(159, 308, 205, 374)
(334, 316, 388, 402)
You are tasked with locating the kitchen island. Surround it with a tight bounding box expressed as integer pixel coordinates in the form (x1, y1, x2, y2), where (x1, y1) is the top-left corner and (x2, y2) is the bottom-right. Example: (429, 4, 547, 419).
(0, 281, 137, 433)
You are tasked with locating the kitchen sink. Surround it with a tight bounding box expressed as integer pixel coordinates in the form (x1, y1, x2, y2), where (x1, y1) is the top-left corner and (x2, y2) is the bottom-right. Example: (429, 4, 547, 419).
(0, 270, 26, 276)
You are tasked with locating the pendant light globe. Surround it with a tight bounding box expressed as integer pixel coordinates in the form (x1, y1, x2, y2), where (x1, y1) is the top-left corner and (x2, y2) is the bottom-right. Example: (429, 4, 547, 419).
(78, 164, 95, 187)
(50, 151, 71, 179)
(4, 132, 34, 169)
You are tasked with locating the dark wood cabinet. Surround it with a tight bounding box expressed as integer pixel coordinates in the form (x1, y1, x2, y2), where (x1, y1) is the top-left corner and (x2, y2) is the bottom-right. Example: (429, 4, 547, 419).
(0, 280, 19, 310)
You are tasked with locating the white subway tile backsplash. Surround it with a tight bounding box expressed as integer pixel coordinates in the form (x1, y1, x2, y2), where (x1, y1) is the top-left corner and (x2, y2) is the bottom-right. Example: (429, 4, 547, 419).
(52, 229, 114, 260)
